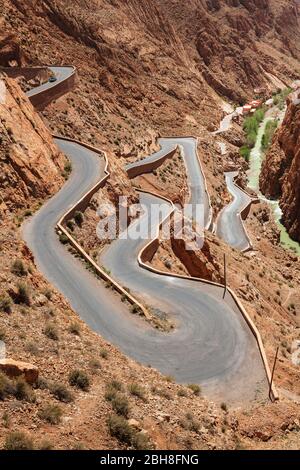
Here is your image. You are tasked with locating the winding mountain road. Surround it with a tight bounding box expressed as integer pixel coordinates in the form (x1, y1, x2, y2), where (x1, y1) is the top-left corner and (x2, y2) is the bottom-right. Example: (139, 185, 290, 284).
(215, 172, 253, 252)
(26, 66, 74, 98)
(22, 67, 269, 404)
(126, 137, 212, 229)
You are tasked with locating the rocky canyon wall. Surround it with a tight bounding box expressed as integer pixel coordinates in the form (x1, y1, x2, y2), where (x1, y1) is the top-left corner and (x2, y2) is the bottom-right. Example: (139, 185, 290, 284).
(260, 94, 300, 242)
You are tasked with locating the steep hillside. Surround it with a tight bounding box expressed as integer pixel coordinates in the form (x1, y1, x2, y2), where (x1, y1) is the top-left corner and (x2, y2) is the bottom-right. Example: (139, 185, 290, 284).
(0, 76, 65, 221)
(260, 93, 300, 242)
(160, 0, 300, 101)
(1, 0, 300, 451)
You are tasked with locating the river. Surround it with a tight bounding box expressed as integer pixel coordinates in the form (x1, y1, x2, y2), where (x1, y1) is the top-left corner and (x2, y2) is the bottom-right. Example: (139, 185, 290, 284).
(247, 111, 300, 256)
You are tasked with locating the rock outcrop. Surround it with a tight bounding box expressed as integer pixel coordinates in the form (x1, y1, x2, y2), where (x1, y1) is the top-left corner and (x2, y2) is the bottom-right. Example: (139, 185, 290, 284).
(260, 93, 300, 241)
(0, 359, 39, 384)
(0, 76, 65, 220)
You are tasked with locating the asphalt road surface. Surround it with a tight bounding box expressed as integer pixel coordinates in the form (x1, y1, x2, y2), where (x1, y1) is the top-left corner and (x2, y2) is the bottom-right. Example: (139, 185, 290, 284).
(22, 69, 268, 404)
(26, 66, 74, 98)
(215, 171, 252, 252)
(126, 138, 212, 229)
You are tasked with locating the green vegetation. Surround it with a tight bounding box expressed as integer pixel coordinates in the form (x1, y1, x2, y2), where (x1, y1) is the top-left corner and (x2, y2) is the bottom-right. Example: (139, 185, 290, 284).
(59, 232, 69, 244)
(14, 378, 36, 402)
(0, 294, 12, 313)
(11, 259, 27, 277)
(44, 323, 59, 341)
(50, 382, 74, 403)
(239, 107, 266, 161)
(261, 119, 278, 150)
(4, 431, 34, 450)
(16, 283, 31, 306)
(69, 369, 90, 391)
(128, 383, 146, 401)
(100, 348, 109, 359)
(69, 322, 81, 336)
(239, 145, 251, 162)
(74, 211, 84, 226)
(38, 404, 63, 425)
(111, 393, 130, 417)
(187, 383, 201, 396)
(107, 414, 152, 450)
(272, 87, 292, 110)
(0, 372, 35, 402)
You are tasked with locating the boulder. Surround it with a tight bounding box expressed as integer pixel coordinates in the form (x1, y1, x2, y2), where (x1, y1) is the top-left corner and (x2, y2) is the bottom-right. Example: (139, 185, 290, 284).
(0, 359, 38, 384)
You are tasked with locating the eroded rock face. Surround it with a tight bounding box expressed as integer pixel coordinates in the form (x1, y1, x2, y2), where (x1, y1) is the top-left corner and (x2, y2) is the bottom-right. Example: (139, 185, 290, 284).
(0, 76, 65, 219)
(260, 95, 300, 241)
(159, 0, 300, 101)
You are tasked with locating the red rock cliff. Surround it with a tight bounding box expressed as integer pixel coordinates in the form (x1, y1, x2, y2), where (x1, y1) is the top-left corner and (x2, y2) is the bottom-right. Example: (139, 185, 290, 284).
(260, 93, 300, 241)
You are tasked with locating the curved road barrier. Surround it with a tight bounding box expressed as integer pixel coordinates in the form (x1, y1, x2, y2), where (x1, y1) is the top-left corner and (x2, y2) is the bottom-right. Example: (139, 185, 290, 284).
(53, 136, 151, 320)
(212, 107, 256, 251)
(1, 65, 76, 110)
(136, 192, 277, 403)
(19, 66, 277, 403)
(126, 137, 213, 230)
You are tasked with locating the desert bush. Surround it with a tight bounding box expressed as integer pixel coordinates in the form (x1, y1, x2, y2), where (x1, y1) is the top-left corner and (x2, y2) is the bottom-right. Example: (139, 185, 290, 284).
(14, 378, 35, 403)
(64, 161, 72, 174)
(4, 431, 34, 450)
(25, 342, 39, 356)
(131, 432, 152, 450)
(89, 359, 101, 371)
(38, 404, 63, 424)
(180, 412, 200, 433)
(69, 322, 81, 336)
(66, 220, 75, 231)
(105, 380, 124, 402)
(50, 382, 73, 403)
(43, 288, 52, 300)
(0, 294, 12, 313)
(69, 369, 90, 391)
(100, 348, 108, 359)
(11, 259, 27, 277)
(74, 211, 84, 226)
(164, 260, 172, 269)
(177, 388, 188, 397)
(16, 283, 31, 306)
(130, 303, 142, 315)
(188, 384, 201, 396)
(111, 393, 130, 417)
(35, 376, 50, 391)
(107, 414, 133, 446)
(38, 440, 53, 450)
(59, 233, 69, 244)
(44, 323, 59, 341)
(128, 383, 146, 401)
(221, 402, 228, 412)
(0, 372, 15, 400)
(107, 414, 152, 449)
